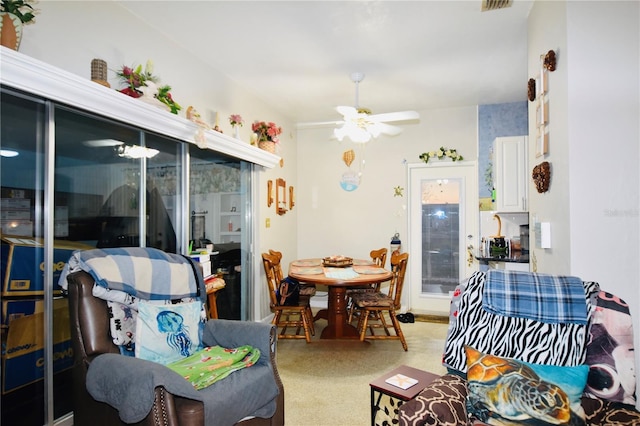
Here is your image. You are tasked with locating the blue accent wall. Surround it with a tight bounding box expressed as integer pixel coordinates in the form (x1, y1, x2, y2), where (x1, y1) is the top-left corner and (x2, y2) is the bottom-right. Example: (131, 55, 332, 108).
(478, 102, 528, 198)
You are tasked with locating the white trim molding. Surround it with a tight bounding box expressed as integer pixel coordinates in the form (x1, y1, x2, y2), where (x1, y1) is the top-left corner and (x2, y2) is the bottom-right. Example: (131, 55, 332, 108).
(0, 46, 279, 169)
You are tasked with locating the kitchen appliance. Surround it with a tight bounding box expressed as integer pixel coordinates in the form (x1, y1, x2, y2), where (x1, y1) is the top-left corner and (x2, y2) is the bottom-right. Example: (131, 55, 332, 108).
(520, 224, 530, 252)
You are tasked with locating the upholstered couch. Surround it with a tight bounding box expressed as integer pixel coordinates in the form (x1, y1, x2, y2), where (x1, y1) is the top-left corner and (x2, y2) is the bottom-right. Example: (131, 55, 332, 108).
(67, 268, 284, 426)
(398, 270, 640, 425)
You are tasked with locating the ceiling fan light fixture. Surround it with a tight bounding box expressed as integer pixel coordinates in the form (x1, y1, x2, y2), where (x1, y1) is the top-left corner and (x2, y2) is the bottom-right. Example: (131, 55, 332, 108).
(334, 122, 373, 143)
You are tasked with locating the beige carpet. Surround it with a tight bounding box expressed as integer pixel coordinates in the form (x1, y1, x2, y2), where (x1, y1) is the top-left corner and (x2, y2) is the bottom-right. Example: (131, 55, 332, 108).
(275, 316, 449, 426)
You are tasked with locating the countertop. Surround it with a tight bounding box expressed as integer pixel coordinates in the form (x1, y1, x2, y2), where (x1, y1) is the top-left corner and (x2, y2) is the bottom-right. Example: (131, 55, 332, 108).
(475, 251, 529, 263)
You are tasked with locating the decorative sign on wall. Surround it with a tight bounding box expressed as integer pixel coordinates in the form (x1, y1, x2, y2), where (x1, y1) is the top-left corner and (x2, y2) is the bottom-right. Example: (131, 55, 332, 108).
(530, 50, 556, 192)
(535, 52, 550, 157)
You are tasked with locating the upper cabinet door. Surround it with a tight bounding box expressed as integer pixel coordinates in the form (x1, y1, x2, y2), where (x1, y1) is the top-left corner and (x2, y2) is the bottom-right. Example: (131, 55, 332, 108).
(494, 136, 528, 212)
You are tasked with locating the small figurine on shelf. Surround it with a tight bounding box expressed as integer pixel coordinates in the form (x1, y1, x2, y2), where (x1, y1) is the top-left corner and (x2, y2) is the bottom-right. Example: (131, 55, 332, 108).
(186, 106, 210, 149)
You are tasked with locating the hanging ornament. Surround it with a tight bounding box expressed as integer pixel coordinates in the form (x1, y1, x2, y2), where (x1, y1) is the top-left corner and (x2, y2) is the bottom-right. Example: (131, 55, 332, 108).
(340, 149, 360, 191)
(343, 149, 355, 167)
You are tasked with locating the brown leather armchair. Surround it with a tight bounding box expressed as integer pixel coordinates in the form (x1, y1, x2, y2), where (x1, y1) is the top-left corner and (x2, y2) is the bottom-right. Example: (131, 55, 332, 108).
(67, 270, 285, 426)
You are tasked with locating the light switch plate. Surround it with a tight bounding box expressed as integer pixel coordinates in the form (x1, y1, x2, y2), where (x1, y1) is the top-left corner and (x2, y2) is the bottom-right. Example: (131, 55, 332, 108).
(535, 221, 551, 248)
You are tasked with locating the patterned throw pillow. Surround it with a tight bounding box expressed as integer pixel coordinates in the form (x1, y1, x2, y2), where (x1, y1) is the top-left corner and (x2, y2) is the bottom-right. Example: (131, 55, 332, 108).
(135, 300, 204, 365)
(465, 346, 589, 426)
(584, 291, 636, 405)
(107, 300, 137, 355)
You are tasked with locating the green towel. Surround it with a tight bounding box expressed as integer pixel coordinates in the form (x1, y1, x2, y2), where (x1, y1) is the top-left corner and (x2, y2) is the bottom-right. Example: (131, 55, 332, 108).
(166, 345, 260, 390)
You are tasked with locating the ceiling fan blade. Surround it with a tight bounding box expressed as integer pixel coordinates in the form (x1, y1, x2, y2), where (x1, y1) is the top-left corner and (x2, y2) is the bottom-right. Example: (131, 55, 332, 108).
(377, 122, 404, 136)
(336, 105, 358, 118)
(368, 110, 420, 123)
(296, 120, 344, 129)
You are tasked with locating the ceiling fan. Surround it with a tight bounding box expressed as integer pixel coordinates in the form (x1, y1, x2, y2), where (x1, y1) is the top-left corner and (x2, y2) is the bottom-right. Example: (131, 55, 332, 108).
(297, 72, 420, 143)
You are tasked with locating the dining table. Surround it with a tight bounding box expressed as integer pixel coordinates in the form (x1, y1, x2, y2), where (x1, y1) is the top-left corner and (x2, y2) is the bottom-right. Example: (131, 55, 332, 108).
(288, 258, 393, 339)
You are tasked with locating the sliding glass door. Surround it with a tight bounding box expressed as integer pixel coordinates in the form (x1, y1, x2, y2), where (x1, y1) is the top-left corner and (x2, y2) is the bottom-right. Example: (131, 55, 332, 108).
(1, 86, 254, 425)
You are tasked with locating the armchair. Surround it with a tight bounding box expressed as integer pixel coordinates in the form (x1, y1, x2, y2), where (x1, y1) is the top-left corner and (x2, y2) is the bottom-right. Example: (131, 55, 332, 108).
(67, 261, 284, 426)
(398, 270, 640, 425)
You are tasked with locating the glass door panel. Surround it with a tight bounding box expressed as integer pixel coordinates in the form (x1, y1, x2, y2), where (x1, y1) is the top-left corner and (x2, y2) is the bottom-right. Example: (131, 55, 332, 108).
(188, 149, 249, 320)
(145, 133, 183, 253)
(422, 179, 461, 294)
(408, 163, 478, 315)
(1, 90, 49, 425)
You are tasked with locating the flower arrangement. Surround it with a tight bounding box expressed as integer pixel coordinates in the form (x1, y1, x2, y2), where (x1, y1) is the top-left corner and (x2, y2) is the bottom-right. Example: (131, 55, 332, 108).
(229, 114, 243, 127)
(252, 121, 282, 144)
(116, 60, 181, 114)
(1, 0, 36, 24)
(419, 147, 464, 163)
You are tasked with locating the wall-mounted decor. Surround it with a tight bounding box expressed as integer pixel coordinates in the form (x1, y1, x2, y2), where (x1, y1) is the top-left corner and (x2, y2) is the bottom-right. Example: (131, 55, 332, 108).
(527, 78, 536, 102)
(418, 146, 464, 164)
(536, 100, 548, 127)
(535, 50, 552, 158)
(532, 161, 551, 193)
(267, 180, 274, 207)
(543, 50, 557, 72)
(536, 133, 549, 158)
(289, 186, 295, 210)
(276, 178, 287, 215)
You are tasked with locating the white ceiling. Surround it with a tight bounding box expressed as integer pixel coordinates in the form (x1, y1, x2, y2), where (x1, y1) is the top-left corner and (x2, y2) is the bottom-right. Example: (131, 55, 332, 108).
(117, 1, 533, 124)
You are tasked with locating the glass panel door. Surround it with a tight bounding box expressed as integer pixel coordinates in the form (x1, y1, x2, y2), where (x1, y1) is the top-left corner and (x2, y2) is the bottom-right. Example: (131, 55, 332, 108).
(408, 162, 478, 315)
(422, 179, 461, 293)
(188, 149, 250, 320)
(1, 90, 51, 425)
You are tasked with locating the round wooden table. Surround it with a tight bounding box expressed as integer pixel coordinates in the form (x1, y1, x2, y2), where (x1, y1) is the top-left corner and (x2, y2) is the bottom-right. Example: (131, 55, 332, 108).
(288, 259, 393, 339)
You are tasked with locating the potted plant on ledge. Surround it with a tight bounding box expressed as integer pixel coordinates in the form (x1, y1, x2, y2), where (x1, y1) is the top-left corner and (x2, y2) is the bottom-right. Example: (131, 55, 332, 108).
(0, 0, 36, 50)
(252, 121, 282, 153)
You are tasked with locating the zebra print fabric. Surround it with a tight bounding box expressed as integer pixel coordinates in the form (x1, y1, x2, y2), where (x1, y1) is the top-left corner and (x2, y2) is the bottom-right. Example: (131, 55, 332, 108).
(443, 271, 600, 373)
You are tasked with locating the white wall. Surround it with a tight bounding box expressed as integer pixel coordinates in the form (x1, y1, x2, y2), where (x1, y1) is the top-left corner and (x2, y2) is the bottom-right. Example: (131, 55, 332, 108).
(527, 0, 571, 272)
(528, 0, 640, 407)
(296, 106, 478, 263)
(18, 1, 298, 321)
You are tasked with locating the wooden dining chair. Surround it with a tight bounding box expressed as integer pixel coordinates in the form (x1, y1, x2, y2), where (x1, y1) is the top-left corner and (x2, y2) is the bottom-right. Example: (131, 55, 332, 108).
(261, 252, 315, 342)
(370, 247, 388, 268)
(269, 249, 317, 298)
(347, 248, 389, 323)
(350, 251, 409, 351)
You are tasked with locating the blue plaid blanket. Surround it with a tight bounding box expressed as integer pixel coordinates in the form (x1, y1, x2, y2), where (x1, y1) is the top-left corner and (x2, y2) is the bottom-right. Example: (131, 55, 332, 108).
(482, 270, 588, 324)
(58, 247, 198, 300)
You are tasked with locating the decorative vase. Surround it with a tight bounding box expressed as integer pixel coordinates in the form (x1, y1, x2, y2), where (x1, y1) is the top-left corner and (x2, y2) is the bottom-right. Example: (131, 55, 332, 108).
(258, 140, 276, 153)
(0, 13, 23, 51)
(233, 126, 240, 140)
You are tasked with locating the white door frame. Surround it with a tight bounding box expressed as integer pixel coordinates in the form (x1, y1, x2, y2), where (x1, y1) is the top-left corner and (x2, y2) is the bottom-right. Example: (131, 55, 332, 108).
(405, 161, 479, 316)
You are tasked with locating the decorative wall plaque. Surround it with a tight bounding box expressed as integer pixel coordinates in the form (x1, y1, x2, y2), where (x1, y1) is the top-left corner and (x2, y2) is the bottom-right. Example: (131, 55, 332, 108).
(532, 161, 551, 193)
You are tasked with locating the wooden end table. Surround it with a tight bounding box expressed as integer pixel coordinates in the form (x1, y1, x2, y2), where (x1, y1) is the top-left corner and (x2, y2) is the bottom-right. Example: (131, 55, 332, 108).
(369, 365, 439, 426)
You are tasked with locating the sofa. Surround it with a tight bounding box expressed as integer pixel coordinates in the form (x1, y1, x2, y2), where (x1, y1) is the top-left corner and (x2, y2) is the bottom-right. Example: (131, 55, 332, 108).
(65, 248, 284, 426)
(398, 270, 640, 425)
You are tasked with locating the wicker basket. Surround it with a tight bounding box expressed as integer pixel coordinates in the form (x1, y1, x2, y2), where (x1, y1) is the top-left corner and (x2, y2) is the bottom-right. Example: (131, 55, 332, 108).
(322, 257, 353, 268)
(258, 141, 276, 153)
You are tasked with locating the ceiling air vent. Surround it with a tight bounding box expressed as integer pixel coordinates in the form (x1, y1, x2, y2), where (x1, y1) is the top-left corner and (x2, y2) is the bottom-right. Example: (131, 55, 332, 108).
(481, 0, 513, 12)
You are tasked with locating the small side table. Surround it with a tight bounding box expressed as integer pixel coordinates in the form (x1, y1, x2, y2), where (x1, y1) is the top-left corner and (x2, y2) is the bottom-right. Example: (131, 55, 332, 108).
(369, 365, 439, 426)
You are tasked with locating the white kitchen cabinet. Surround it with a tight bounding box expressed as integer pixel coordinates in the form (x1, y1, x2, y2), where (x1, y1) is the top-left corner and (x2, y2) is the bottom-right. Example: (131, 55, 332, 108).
(494, 136, 528, 212)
